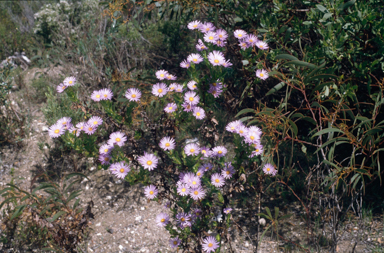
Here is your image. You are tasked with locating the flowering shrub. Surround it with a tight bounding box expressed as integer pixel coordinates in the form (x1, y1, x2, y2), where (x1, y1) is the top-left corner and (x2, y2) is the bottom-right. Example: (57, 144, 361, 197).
(47, 19, 279, 251)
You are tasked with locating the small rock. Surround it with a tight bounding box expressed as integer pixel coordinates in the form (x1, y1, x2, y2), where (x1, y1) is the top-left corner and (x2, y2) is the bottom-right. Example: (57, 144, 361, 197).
(95, 223, 101, 227)
(135, 216, 142, 221)
(141, 207, 145, 210)
(106, 228, 113, 234)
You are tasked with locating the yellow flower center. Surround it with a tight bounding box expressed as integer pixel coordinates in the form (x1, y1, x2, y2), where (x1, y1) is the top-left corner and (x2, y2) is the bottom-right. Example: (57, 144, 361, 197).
(62, 122, 67, 125)
(182, 188, 186, 192)
(170, 87, 175, 90)
(193, 58, 197, 62)
(160, 74, 164, 77)
(132, 94, 136, 98)
(120, 168, 124, 173)
(161, 218, 165, 222)
(226, 171, 230, 175)
(214, 59, 219, 63)
(238, 34, 242, 37)
(93, 121, 98, 125)
(202, 150, 206, 154)
(256, 149, 259, 152)
(208, 243, 213, 247)
(267, 168, 270, 171)
(189, 97, 194, 102)
(149, 191, 154, 195)
(104, 149, 108, 153)
(239, 130, 243, 134)
(260, 73, 264, 77)
(181, 218, 185, 222)
(196, 112, 201, 116)
(190, 149, 195, 153)
(201, 46, 205, 49)
(193, 24, 197, 28)
(250, 39, 253, 42)
(215, 179, 220, 183)
(219, 34, 223, 38)
(54, 129, 60, 134)
(260, 45, 264, 48)
(165, 143, 170, 147)
(197, 172, 201, 176)
(69, 81, 73, 84)
(173, 241, 178, 245)
(194, 191, 198, 195)
(192, 181, 197, 185)
(80, 126, 84, 130)
(218, 150, 222, 154)
(104, 157, 109, 161)
(116, 138, 121, 142)
(193, 85, 196, 88)
(250, 136, 255, 140)
(206, 167, 209, 170)
(147, 161, 152, 165)
(88, 127, 93, 131)
(206, 28, 210, 31)
(158, 89, 163, 93)
(209, 36, 213, 40)
(168, 107, 173, 110)
(96, 94, 100, 98)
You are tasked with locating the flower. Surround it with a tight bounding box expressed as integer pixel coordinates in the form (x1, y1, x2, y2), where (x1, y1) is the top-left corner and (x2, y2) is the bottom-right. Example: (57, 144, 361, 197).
(159, 136, 176, 151)
(201, 163, 213, 171)
(76, 122, 86, 131)
(234, 29, 247, 39)
(110, 161, 130, 179)
(202, 236, 219, 253)
(166, 73, 177, 80)
(193, 107, 205, 120)
(175, 84, 184, 92)
(144, 185, 158, 199)
(208, 85, 223, 98)
(200, 146, 211, 157)
(184, 143, 200, 156)
(99, 154, 111, 165)
(177, 183, 189, 196)
(152, 83, 168, 97)
(182, 102, 195, 112)
(222, 59, 233, 68)
(48, 123, 64, 138)
(169, 237, 181, 248)
(216, 29, 228, 41)
(184, 174, 201, 188)
(199, 22, 216, 33)
(108, 131, 127, 147)
(196, 168, 205, 177)
(156, 213, 170, 227)
(215, 40, 227, 47)
(246, 34, 258, 46)
(138, 153, 159, 171)
(180, 60, 190, 69)
(99, 144, 113, 155)
(256, 40, 269, 50)
(56, 83, 66, 93)
(91, 90, 102, 101)
(250, 143, 264, 157)
(188, 20, 201, 30)
(187, 80, 198, 90)
(164, 103, 177, 113)
(156, 70, 168, 80)
(189, 185, 206, 200)
(256, 69, 269, 80)
(222, 163, 235, 179)
(168, 83, 177, 91)
(69, 126, 78, 136)
(263, 163, 277, 176)
(196, 39, 207, 51)
(187, 53, 203, 64)
(211, 173, 225, 187)
(212, 146, 227, 157)
(203, 31, 218, 43)
(223, 207, 232, 214)
(88, 116, 103, 127)
(125, 88, 141, 102)
(57, 117, 72, 127)
(83, 123, 97, 135)
(100, 88, 113, 100)
(163, 201, 171, 208)
(184, 91, 200, 105)
(239, 40, 250, 50)
(63, 76, 76, 86)
(237, 125, 248, 136)
(225, 120, 244, 133)
(176, 212, 192, 228)
(208, 51, 225, 66)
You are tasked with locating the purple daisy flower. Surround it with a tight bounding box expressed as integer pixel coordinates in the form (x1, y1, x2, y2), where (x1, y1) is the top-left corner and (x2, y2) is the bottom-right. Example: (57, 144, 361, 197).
(216, 29, 228, 41)
(222, 60, 233, 68)
(176, 212, 192, 228)
(212, 146, 227, 157)
(163, 201, 171, 209)
(138, 153, 159, 171)
(108, 131, 127, 147)
(100, 88, 113, 100)
(168, 83, 177, 91)
(68, 126, 78, 136)
(222, 164, 235, 179)
(63, 76, 76, 86)
(48, 123, 64, 138)
(199, 22, 215, 33)
(177, 183, 189, 196)
(164, 103, 177, 113)
(125, 88, 141, 102)
(99, 154, 111, 165)
(202, 236, 219, 253)
(211, 173, 225, 187)
(159, 136, 176, 151)
(184, 143, 200, 156)
(211, 80, 222, 88)
(237, 125, 248, 136)
(91, 90, 102, 102)
(187, 80, 198, 90)
(175, 84, 184, 92)
(88, 116, 103, 127)
(76, 122, 86, 132)
(192, 208, 203, 219)
(203, 31, 218, 43)
(256, 69, 269, 80)
(152, 83, 168, 97)
(83, 123, 97, 135)
(208, 51, 225, 66)
(156, 213, 170, 227)
(188, 20, 201, 30)
(57, 117, 72, 127)
(185, 174, 201, 188)
(193, 107, 205, 120)
(215, 40, 227, 47)
(182, 102, 195, 112)
(180, 60, 190, 69)
(200, 146, 212, 157)
(250, 143, 264, 158)
(165, 73, 177, 80)
(187, 53, 203, 64)
(263, 163, 278, 176)
(144, 185, 158, 199)
(56, 83, 66, 93)
(196, 168, 205, 178)
(156, 70, 168, 80)
(239, 40, 251, 50)
(196, 40, 207, 51)
(234, 29, 247, 39)
(208, 85, 223, 98)
(223, 207, 233, 214)
(256, 40, 269, 50)
(169, 237, 181, 248)
(184, 91, 200, 105)
(110, 161, 130, 179)
(246, 34, 258, 46)
(189, 186, 206, 200)
(201, 163, 213, 172)
(225, 120, 244, 133)
(99, 144, 113, 155)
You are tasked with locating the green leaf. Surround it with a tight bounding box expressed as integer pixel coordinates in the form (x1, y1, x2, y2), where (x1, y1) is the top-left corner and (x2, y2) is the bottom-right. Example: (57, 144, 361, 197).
(312, 128, 345, 138)
(49, 211, 67, 222)
(316, 4, 327, 13)
(287, 119, 298, 138)
(274, 207, 279, 220)
(265, 207, 272, 218)
(265, 82, 285, 96)
(301, 144, 307, 154)
(236, 108, 256, 117)
(275, 54, 299, 61)
(283, 60, 317, 69)
(242, 60, 249, 65)
(10, 204, 27, 221)
(307, 74, 337, 82)
(338, 0, 355, 10)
